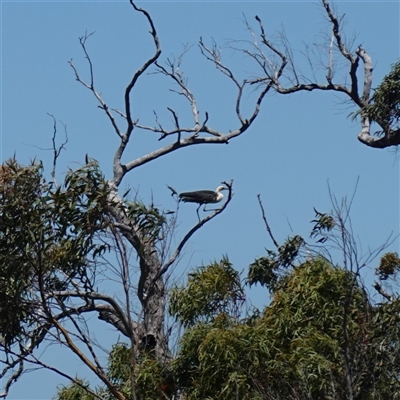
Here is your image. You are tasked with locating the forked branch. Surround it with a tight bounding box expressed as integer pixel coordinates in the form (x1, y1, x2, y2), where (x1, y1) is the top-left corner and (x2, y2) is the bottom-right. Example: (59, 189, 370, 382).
(69, 32, 123, 140)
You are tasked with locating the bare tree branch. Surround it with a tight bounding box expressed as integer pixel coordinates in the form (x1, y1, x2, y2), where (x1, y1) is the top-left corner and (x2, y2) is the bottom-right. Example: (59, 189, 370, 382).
(50, 290, 134, 338)
(226, 1, 400, 149)
(47, 113, 68, 187)
(0, 359, 24, 399)
(257, 194, 280, 249)
(373, 282, 396, 302)
(51, 316, 126, 400)
(68, 31, 123, 140)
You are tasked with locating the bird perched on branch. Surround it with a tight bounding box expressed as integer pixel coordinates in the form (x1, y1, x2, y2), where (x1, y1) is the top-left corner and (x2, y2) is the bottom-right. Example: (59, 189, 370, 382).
(179, 185, 228, 219)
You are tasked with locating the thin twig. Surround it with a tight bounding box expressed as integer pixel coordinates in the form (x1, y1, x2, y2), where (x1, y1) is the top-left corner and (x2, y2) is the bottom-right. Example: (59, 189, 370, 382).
(257, 194, 280, 249)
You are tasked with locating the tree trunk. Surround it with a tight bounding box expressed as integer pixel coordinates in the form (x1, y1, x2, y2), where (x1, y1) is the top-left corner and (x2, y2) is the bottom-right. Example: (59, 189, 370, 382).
(108, 188, 172, 363)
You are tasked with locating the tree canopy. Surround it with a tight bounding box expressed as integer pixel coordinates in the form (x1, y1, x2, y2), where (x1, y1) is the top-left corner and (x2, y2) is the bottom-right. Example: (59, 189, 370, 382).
(171, 257, 400, 399)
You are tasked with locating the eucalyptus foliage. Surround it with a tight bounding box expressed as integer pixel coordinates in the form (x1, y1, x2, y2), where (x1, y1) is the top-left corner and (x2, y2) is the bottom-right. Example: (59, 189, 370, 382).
(0, 159, 110, 348)
(55, 343, 174, 400)
(169, 257, 245, 327)
(171, 257, 400, 400)
(366, 60, 400, 136)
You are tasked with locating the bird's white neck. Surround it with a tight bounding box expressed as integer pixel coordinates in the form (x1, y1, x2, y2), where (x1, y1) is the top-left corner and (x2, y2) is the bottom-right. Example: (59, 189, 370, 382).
(215, 189, 225, 202)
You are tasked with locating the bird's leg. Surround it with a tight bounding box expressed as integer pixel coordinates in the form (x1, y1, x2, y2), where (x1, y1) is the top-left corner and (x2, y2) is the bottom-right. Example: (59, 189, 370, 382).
(196, 204, 202, 222)
(203, 205, 217, 212)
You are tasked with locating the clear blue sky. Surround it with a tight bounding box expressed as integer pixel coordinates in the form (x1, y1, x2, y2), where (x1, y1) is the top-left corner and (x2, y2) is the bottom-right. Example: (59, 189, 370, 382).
(2, 1, 399, 399)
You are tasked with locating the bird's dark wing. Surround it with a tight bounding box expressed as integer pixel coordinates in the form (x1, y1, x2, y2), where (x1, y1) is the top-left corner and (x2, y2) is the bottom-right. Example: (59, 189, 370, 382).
(179, 190, 216, 203)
